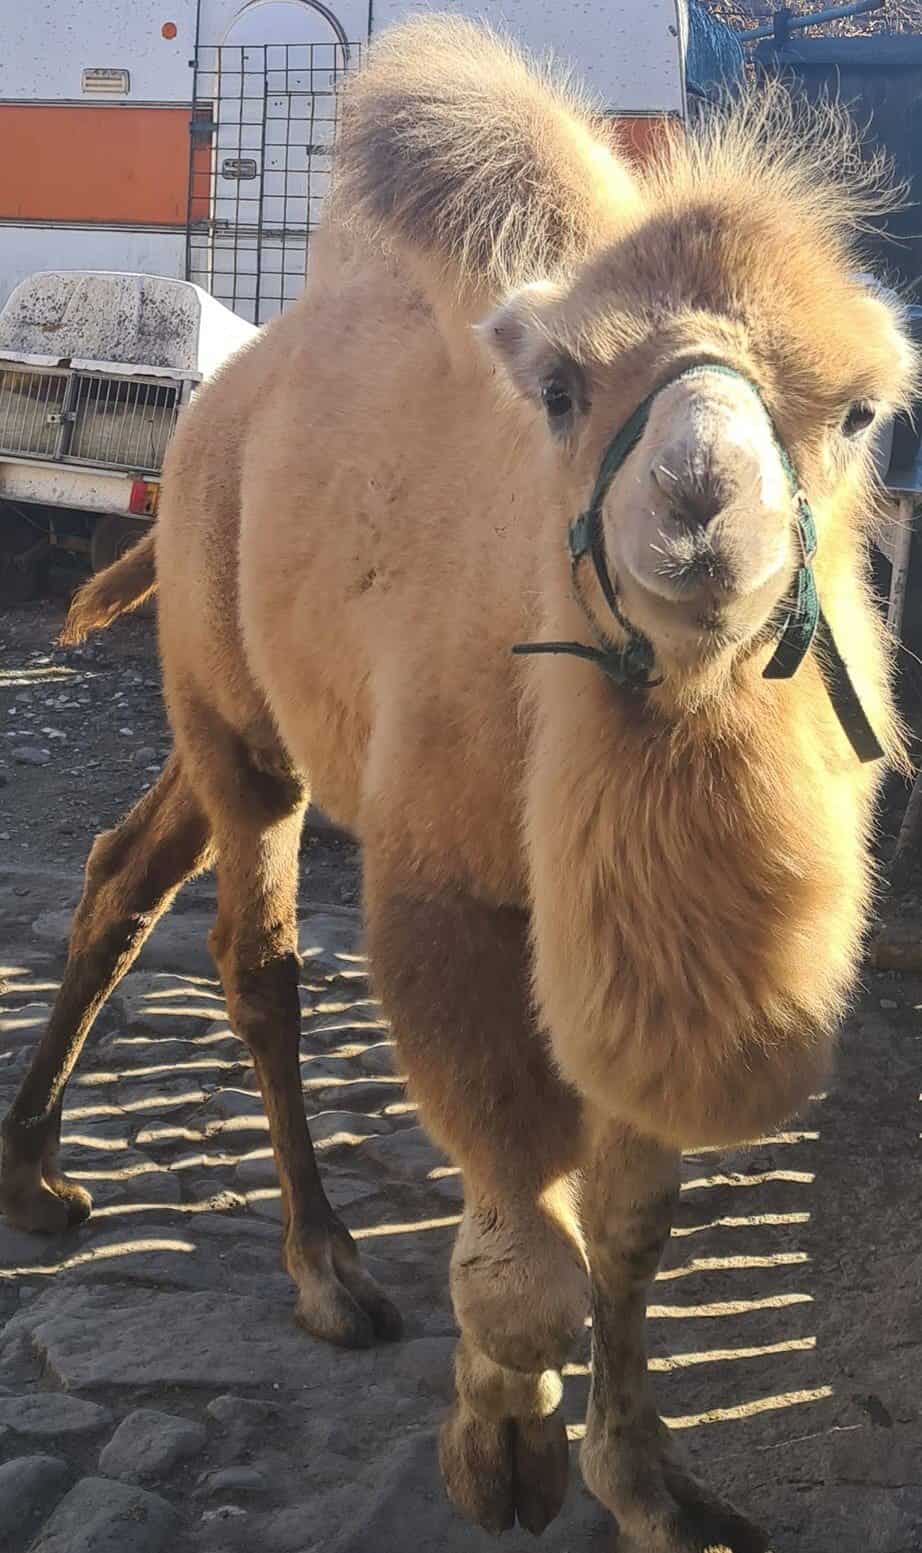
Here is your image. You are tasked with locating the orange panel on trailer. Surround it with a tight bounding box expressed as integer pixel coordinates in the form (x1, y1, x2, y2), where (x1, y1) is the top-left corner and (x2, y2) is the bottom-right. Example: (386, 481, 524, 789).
(0, 105, 195, 226)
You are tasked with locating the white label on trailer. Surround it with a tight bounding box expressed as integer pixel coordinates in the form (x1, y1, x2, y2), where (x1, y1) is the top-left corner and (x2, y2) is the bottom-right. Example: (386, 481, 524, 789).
(81, 68, 130, 95)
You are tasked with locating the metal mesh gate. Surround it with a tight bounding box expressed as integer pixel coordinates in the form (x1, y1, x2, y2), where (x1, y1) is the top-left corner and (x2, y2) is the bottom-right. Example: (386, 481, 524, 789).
(0, 367, 180, 474)
(186, 42, 358, 326)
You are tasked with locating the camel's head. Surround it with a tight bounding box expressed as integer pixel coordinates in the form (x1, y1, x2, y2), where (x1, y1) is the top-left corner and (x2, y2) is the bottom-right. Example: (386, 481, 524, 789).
(482, 105, 918, 685)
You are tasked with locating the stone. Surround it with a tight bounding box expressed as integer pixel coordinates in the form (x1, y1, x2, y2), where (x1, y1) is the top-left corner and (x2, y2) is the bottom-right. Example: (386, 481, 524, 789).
(0, 1455, 70, 1539)
(357, 1041, 398, 1077)
(314, 1078, 403, 1112)
(200, 1503, 247, 1524)
(0, 1002, 52, 1041)
(428, 1168, 464, 1207)
(64, 1149, 183, 1210)
(13, 746, 51, 766)
(203, 1088, 265, 1121)
(299, 1055, 355, 1088)
(322, 1173, 380, 1213)
(4, 1287, 348, 1392)
(356, 1125, 447, 1182)
(114, 970, 227, 1039)
(311, 1111, 392, 1151)
(98, 1409, 207, 1482)
(298, 913, 364, 981)
(201, 1466, 268, 1496)
(29, 1476, 179, 1553)
(0, 1393, 111, 1439)
(234, 1151, 277, 1190)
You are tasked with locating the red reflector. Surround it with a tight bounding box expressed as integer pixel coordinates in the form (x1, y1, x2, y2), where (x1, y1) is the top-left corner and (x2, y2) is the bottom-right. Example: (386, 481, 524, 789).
(129, 480, 159, 516)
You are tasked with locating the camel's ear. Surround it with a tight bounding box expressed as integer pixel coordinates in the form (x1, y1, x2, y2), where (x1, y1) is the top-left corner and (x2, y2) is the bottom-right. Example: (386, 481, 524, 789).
(852, 283, 920, 410)
(476, 282, 571, 401)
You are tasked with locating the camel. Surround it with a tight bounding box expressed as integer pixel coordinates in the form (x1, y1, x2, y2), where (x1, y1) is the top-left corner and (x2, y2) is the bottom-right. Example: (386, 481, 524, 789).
(2, 19, 917, 1550)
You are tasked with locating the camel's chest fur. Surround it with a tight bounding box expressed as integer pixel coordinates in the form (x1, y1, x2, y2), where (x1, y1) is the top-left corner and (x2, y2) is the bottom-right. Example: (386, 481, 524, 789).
(525, 668, 878, 1148)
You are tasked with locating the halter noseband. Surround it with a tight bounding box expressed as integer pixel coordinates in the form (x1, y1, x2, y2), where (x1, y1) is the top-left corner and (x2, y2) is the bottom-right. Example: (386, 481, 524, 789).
(513, 363, 884, 764)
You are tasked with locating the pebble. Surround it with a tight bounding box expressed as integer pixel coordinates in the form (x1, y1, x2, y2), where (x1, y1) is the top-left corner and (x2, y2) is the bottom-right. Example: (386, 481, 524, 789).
(201, 1465, 268, 1496)
(0, 1454, 70, 1535)
(200, 1503, 247, 1523)
(29, 1475, 179, 1552)
(12, 746, 51, 766)
(98, 1408, 207, 1482)
(133, 745, 158, 765)
(880, 998, 898, 1010)
(0, 1393, 112, 1439)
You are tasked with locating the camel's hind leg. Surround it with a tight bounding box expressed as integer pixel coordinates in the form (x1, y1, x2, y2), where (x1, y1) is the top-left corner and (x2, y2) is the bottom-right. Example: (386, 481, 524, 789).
(192, 722, 401, 1349)
(580, 1119, 768, 1553)
(0, 754, 212, 1232)
(366, 883, 587, 1534)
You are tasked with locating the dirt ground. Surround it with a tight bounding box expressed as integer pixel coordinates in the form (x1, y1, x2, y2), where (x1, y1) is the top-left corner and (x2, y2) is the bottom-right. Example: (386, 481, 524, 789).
(3, 592, 922, 1553)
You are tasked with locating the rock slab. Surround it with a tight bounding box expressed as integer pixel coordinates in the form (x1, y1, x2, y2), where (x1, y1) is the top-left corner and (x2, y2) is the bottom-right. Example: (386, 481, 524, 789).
(29, 1476, 179, 1553)
(0, 1394, 111, 1441)
(0, 1455, 69, 1547)
(98, 1409, 207, 1483)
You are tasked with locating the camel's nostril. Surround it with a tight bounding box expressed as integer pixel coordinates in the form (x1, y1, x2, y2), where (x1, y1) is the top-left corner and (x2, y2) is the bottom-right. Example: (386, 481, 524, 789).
(651, 460, 727, 530)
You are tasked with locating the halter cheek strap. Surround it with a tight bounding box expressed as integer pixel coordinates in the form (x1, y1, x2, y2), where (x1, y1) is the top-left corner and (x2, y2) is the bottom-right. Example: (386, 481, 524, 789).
(513, 362, 884, 764)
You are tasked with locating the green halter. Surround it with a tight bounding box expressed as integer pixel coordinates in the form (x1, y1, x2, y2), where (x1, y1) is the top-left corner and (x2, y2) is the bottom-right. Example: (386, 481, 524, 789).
(513, 363, 884, 764)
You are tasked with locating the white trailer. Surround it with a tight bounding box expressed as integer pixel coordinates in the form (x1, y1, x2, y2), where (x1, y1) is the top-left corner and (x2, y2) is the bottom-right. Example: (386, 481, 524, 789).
(1, 0, 688, 325)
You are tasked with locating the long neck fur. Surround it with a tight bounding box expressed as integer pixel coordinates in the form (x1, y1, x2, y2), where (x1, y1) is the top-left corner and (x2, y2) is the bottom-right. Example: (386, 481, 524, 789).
(524, 506, 892, 1149)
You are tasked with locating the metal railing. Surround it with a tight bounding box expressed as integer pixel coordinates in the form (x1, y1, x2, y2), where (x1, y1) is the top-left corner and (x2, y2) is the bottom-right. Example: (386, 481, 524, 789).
(0, 369, 69, 460)
(0, 367, 180, 475)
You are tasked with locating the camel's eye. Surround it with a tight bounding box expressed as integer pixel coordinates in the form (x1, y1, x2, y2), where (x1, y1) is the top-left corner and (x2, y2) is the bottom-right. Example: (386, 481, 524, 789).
(842, 400, 877, 439)
(541, 378, 573, 420)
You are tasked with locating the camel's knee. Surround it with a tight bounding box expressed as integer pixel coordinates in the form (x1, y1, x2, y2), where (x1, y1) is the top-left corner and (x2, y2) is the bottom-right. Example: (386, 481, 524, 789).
(211, 942, 301, 1051)
(451, 1201, 588, 1374)
(80, 768, 207, 924)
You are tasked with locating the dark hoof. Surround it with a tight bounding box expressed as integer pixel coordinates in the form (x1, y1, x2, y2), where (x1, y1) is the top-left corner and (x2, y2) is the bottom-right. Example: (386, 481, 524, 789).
(440, 1402, 568, 1536)
(0, 1175, 92, 1234)
(289, 1220, 402, 1349)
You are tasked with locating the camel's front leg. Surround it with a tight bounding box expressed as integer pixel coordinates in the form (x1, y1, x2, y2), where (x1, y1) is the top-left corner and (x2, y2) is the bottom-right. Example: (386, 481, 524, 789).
(366, 882, 588, 1535)
(580, 1118, 770, 1553)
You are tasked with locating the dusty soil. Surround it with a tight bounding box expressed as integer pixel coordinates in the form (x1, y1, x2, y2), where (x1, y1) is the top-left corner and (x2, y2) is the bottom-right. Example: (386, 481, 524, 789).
(3, 596, 922, 1553)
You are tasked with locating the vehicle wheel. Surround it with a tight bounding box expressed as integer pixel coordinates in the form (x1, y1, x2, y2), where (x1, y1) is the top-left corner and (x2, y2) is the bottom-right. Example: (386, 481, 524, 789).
(90, 515, 146, 575)
(0, 508, 45, 605)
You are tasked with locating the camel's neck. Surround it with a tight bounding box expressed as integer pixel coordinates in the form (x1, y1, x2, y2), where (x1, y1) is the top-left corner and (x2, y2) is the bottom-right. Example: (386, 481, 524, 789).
(522, 553, 889, 1149)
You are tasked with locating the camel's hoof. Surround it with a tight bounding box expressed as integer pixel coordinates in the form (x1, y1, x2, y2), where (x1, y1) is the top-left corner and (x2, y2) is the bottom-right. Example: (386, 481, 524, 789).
(289, 1220, 402, 1349)
(601, 1460, 771, 1553)
(657, 1461, 772, 1553)
(0, 1175, 92, 1234)
(44, 1173, 94, 1226)
(439, 1403, 568, 1536)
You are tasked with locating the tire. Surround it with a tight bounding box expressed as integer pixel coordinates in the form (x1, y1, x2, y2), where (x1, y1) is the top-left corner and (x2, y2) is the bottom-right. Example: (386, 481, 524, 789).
(0, 508, 45, 605)
(90, 515, 147, 575)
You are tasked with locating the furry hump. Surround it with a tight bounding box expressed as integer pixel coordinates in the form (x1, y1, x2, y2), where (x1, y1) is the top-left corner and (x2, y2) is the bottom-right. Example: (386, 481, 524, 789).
(333, 16, 644, 310)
